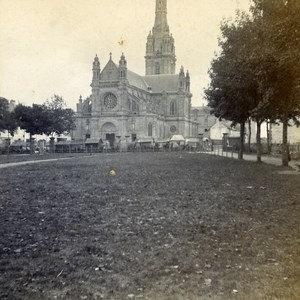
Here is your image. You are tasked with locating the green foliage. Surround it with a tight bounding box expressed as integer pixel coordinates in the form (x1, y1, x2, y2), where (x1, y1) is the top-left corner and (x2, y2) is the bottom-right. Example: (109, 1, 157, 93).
(205, 0, 300, 164)
(43, 95, 75, 135)
(14, 104, 50, 136)
(14, 96, 75, 137)
(44, 94, 66, 110)
(205, 15, 260, 125)
(250, 0, 300, 165)
(206, 0, 300, 123)
(248, 0, 300, 121)
(0, 97, 10, 131)
(0, 97, 18, 135)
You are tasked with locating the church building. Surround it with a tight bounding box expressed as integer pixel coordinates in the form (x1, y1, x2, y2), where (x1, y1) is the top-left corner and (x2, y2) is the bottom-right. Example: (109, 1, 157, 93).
(73, 0, 199, 147)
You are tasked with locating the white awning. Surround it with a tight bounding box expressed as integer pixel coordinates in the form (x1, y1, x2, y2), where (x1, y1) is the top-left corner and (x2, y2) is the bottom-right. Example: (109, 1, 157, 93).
(170, 135, 185, 142)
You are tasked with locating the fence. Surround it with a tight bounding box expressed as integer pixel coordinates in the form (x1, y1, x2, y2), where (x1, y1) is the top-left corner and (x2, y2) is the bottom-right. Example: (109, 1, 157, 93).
(198, 144, 236, 159)
(271, 143, 300, 159)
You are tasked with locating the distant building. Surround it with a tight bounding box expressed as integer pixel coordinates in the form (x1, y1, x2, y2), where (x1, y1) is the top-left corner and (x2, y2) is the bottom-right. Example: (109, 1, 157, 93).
(270, 122, 300, 144)
(191, 106, 217, 138)
(210, 120, 240, 142)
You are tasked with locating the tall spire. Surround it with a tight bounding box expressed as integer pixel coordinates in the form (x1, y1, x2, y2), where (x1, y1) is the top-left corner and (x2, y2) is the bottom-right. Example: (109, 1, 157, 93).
(153, 0, 169, 34)
(145, 0, 176, 75)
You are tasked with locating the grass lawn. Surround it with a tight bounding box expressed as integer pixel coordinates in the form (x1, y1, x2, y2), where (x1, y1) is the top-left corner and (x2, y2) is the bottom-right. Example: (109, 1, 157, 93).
(0, 152, 299, 300)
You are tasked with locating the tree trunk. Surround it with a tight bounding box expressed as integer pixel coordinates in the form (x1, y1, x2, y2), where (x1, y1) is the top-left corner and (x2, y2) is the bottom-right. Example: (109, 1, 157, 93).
(256, 121, 262, 163)
(238, 122, 245, 160)
(266, 121, 272, 155)
(29, 133, 33, 155)
(7, 132, 10, 156)
(50, 137, 55, 153)
(281, 116, 289, 167)
(247, 119, 251, 152)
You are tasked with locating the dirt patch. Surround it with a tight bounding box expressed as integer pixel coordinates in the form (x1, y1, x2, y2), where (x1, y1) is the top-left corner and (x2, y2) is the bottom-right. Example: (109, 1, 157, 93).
(0, 153, 299, 299)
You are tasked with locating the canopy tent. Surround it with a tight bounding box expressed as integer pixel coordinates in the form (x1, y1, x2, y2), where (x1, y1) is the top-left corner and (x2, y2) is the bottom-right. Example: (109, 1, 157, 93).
(138, 138, 155, 144)
(155, 139, 169, 144)
(186, 137, 200, 143)
(169, 135, 185, 142)
(85, 138, 101, 145)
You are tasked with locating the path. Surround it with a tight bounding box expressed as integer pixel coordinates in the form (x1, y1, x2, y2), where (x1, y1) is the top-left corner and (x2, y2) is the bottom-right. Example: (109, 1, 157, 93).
(204, 149, 299, 170)
(0, 157, 76, 169)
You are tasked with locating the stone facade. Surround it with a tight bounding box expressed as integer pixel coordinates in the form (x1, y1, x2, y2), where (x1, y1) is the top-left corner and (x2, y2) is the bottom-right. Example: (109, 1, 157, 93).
(73, 0, 199, 147)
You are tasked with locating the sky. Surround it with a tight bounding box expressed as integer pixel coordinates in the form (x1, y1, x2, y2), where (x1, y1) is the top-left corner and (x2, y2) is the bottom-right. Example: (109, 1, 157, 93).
(0, 0, 252, 109)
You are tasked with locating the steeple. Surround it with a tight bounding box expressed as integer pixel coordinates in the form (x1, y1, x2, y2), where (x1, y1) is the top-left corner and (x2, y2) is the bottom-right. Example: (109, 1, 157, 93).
(153, 0, 169, 34)
(145, 0, 176, 75)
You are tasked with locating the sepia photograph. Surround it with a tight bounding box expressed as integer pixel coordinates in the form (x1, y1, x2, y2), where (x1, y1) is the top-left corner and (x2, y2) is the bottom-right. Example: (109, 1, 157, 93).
(0, 0, 300, 299)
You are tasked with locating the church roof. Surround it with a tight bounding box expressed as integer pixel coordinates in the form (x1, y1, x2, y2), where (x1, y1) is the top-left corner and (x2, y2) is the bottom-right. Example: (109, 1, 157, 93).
(127, 71, 179, 93)
(142, 74, 179, 93)
(127, 70, 149, 90)
(99, 58, 180, 93)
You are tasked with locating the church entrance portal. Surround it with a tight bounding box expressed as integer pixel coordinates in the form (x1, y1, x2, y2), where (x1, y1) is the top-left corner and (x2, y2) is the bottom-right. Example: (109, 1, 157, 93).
(101, 122, 117, 149)
(106, 133, 115, 149)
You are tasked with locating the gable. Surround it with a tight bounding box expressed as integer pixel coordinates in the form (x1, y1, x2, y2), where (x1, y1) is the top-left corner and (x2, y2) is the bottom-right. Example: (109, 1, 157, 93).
(101, 60, 119, 81)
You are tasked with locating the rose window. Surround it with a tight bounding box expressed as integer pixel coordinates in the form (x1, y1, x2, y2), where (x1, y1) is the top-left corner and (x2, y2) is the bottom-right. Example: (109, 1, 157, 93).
(104, 93, 118, 110)
(170, 125, 177, 133)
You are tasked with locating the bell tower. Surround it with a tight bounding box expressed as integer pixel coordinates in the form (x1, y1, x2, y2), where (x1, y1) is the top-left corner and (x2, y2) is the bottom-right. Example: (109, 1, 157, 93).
(145, 0, 176, 75)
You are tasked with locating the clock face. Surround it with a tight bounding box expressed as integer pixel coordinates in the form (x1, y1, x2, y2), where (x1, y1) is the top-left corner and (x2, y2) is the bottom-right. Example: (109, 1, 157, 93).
(104, 93, 118, 110)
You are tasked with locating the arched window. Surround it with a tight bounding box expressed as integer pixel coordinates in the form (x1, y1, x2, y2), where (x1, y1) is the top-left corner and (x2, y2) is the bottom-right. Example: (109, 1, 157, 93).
(155, 62, 160, 74)
(148, 123, 153, 137)
(120, 70, 126, 78)
(170, 101, 176, 116)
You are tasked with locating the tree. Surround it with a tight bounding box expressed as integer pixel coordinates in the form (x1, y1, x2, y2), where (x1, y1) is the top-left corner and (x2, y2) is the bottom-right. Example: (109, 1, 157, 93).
(43, 95, 75, 136)
(0, 97, 18, 136)
(250, 0, 300, 166)
(15, 104, 50, 154)
(0, 97, 9, 132)
(14, 96, 75, 154)
(204, 15, 260, 159)
(206, 1, 300, 165)
(0, 97, 18, 154)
